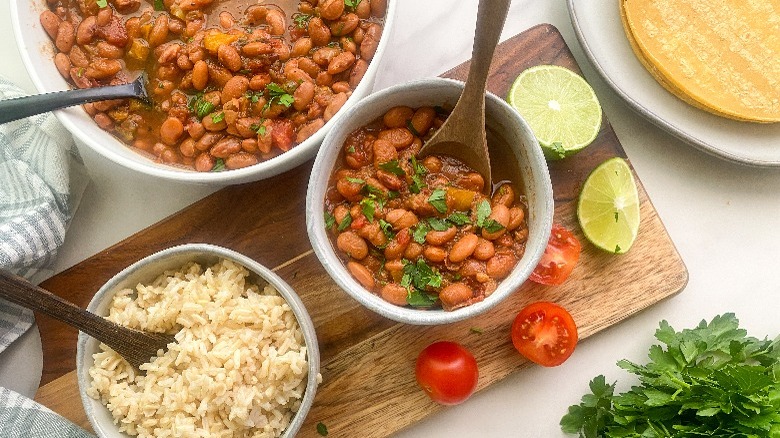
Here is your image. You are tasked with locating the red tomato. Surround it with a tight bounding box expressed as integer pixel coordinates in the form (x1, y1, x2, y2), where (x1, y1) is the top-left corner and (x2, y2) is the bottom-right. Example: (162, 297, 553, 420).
(415, 341, 479, 405)
(529, 223, 581, 285)
(511, 301, 578, 367)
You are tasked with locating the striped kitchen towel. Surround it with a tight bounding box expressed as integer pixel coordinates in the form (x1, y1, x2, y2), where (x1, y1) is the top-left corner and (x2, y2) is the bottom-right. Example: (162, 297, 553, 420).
(0, 387, 93, 438)
(0, 75, 86, 353)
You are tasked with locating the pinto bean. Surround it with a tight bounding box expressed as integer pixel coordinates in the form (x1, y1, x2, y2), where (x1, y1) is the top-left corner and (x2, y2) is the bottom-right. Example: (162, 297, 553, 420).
(327, 51, 356, 75)
(242, 41, 273, 56)
(329, 13, 359, 37)
(410, 107, 436, 136)
(148, 15, 169, 48)
(426, 226, 457, 245)
(218, 44, 242, 72)
(221, 75, 249, 101)
(348, 58, 368, 89)
(249, 73, 271, 90)
(385, 209, 418, 230)
(383, 106, 414, 128)
(298, 57, 321, 78)
(404, 242, 423, 260)
(486, 252, 516, 279)
(191, 60, 209, 90)
(473, 238, 495, 261)
(54, 53, 71, 79)
(55, 22, 75, 53)
(93, 113, 113, 130)
(179, 138, 196, 157)
(296, 118, 325, 143)
(308, 17, 331, 47)
(360, 23, 382, 61)
(372, 139, 397, 167)
(423, 246, 447, 263)
(194, 152, 215, 172)
(507, 207, 525, 231)
(459, 172, 485, 193)
(356, 0, 371, 18)
(85, 58, 122, 79)
(291, 81, 315, 111)
(225, 152, 259, 169)
(96, 41, 124, 59)
(312, 47, 340, 66)
(160, 117, 184, 145)
(324, 92, 348, 121)
(210, 137, 241, 158)
(378, 128, 414, 149)
(195, 132, 222, 151)
(187, 122, 206, 140)
(332, 81, 351, 94)
(265, 9, 286, 35)
(319, 0, 345, 20)
(492, 184, 515, 207)
(439, 283, 473, 310)
(40, 10, 61, 40)
(370, 0, 387, 17)
(347, 261, 374, 289)
(449, 233, 479, 263)
(291, 37, 313, 58)
(384, 229, 410, 260)
(381, 283, 408, 306)
(76, 16, 96, 45)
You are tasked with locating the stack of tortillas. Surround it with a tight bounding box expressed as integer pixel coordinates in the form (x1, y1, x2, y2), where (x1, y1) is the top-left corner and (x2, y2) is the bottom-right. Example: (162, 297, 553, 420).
(620, 0, 780, 123)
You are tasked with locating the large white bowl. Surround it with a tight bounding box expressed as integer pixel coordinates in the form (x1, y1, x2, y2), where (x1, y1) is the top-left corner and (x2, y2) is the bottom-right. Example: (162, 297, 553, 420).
(10, 1, 397, 184)
(306, 78, 554, 325)
(76, 244, 320, 438)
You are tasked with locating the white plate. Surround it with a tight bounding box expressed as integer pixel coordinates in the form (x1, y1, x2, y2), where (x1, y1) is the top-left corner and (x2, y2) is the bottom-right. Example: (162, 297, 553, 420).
(567, 0, 780, 167)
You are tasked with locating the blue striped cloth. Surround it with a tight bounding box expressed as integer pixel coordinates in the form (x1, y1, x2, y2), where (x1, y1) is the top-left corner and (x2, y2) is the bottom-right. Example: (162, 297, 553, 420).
(0, 76, 92, 436)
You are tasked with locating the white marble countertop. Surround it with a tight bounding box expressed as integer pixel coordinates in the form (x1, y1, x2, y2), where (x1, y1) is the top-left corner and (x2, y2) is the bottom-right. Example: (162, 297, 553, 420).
(2, 1, 779, 437)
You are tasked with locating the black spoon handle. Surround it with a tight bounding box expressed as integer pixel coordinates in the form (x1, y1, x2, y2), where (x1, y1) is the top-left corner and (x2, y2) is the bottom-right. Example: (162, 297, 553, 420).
(0, 81, 142, 124)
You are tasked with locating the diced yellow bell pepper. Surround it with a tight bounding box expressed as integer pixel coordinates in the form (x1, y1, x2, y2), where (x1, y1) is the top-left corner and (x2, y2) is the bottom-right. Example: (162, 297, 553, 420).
(447, 188, 477, 212)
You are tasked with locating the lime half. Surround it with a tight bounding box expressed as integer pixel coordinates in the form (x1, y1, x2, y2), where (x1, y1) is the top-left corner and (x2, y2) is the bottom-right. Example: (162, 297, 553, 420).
(577, 157, 639, 254)
(507, 65, 603, 160)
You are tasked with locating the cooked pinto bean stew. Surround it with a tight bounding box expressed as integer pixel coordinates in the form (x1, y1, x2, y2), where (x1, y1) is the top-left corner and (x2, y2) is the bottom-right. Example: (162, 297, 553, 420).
(41, 0, 386, 171)
(324, 106, 530, 311)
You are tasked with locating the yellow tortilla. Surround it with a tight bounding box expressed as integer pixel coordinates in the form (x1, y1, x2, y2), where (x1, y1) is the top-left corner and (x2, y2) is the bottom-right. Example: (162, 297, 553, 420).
(620, 0, 780, 123)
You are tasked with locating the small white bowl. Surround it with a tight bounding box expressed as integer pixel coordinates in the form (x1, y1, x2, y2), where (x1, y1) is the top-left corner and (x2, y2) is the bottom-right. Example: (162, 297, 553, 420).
(306, 77, 554, 325)
(76, 244, 319, 438)
(10, 0, 397, 185)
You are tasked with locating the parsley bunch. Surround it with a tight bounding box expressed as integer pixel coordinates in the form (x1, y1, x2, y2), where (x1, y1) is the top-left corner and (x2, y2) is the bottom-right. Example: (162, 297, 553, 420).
(561, 314, 780, 438)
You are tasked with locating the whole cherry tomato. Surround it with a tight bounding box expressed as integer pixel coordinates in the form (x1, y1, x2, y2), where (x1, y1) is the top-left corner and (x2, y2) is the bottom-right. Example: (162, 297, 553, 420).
(415, 341, 479, 405)
(511, 301, 578, 367)
(529, 223, 581, 285)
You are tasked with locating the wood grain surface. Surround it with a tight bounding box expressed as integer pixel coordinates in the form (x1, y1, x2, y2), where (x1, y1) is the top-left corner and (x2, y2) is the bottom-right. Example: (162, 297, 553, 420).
(34, 24, 688, 437)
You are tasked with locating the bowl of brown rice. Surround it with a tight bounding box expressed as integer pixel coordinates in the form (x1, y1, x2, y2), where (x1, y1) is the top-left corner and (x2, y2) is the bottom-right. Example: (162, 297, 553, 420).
(76, 243, 320, 438)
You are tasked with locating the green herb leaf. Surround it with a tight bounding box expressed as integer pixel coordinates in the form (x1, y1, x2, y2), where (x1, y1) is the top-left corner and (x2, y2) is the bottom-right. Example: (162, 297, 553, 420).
(427, 189, 448, 214)
(293, 13, 313, 28)
(189, 93, 216, 120)
(475, 199, 492, 227)
(427, 217, 450, 231)
(211, 112, 225, 123)
(344, 0, 362, 12)
(324, 211, 336, 229)
(211, 158, 226, 172)
(447, 211, 471, 226)
(360, 198, 376, 222)
(412, 221, 430, 244)
(338, 212, 352, 231)
(482, 219, 505, 234)
(346, 177, 365, 185)
(96, 0, 108, 8)
(550, 142, 567, 160)
(250, 123, 267, 136)
(406, 119, 421, 137)
(401, 259, 442, 307)
(378, 219, 395, 240)
(410, 174, 426, 194)
(316, 421, 328, 436)
(406, 288, 438, 307)
(153, 0, 165, 11)
(264, 82, 296, 111)
(378, 159, 406, 176)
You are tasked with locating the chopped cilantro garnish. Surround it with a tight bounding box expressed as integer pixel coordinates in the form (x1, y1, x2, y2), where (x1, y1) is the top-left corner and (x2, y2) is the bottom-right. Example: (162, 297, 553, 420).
(211, 158, 226, 172)
(447, 211, 471, 226)
(406, 119, 421, 137)
(345, 177, 365, 185)
(338, 212, 352, 231)
(411, 156, 427, 176)
(188, 93, 216, 120)
(482, 219, 505, 234)
(400, 259, 442, 307)
(406, 289, 438, 307)
(96, 0, 107, 8)
(411, 221, 430, 244)
(427, 189, 448, 214)
(378, 219, 394, 240)
(363, 184, 385, 198)
(264, 82, 296, 112)
(324, 211, 336, 229)
(378, 159, 405, 176)
(387, 190, 400, 200)
(346, 145, 356, 154)
(153, 0, 165, 11)
(316, 421, 328, 436)
(427, 217, 450, 231)
(360, 198, 376, 222)
(344, 0, 362, 11)
(549, 142, 567, 160)
(211, 112, 225, 123)
(293, 13, 312, 28)
(250, 123, 267, 136)
(475, 199, 492, 227)
(410, 174, 426, 194)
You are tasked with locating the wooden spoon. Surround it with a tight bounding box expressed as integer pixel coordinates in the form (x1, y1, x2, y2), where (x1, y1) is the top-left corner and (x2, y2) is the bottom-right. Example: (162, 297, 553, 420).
(0, 74, 150, 125)
(417, 0, 512, 194)
(0, 270, 174, 370)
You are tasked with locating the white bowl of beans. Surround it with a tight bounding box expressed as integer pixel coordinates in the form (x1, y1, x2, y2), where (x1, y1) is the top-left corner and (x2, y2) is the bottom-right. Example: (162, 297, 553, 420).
(306, 77, 554, 325)
(11, 0, 395, 184)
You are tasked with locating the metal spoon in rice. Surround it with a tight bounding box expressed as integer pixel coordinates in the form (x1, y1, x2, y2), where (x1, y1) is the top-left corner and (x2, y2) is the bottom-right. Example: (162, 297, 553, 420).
(0, 270, 174, 370)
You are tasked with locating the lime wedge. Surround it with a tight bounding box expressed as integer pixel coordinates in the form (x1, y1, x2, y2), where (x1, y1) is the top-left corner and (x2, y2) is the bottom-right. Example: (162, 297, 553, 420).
(507, 65, 603, 160)
(577, 157, 639, 254)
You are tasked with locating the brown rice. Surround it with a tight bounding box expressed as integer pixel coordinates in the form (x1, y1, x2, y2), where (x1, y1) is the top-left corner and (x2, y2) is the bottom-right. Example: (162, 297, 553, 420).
(87, 258, 310, 437)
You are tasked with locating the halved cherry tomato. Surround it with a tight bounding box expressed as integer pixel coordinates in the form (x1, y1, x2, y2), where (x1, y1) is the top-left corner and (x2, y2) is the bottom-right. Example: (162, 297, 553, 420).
(529, 223, 581, 285)
(511, 301, 578, 367)
(415, 341, 478, 405)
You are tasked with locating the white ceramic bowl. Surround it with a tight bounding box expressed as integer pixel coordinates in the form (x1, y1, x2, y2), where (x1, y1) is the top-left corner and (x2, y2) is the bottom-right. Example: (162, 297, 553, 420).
(306, 78, 554, 325)
(76, 244, 320, 438)
(10, 1, 397, 185)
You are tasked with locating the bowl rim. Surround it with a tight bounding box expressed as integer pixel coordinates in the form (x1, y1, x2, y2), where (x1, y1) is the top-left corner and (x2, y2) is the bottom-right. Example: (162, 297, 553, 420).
(306, 77, 554, 325)
(75, 243, 319, 438)
(10, 0, 398, 184)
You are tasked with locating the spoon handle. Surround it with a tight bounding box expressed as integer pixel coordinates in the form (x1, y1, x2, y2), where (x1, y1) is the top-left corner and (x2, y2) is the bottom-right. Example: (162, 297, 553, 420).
(463, 0, 512, 97)
(0, 81, 140, 125)
(0, 270, 123, 346)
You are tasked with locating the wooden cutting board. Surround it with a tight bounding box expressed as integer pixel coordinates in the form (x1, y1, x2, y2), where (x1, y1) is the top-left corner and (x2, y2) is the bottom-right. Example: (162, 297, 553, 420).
(34, 24, 687, 437)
